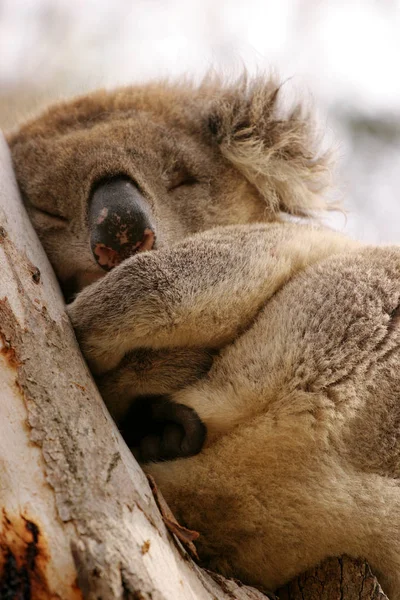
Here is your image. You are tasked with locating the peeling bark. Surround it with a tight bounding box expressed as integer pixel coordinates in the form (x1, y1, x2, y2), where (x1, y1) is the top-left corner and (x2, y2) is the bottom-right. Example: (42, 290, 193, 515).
(279, 556, 388, 600)
(0, 132, 388, 600)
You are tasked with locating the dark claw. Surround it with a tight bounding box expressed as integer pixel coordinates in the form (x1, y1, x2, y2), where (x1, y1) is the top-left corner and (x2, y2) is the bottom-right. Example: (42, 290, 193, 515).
(120, 396, 207, 463)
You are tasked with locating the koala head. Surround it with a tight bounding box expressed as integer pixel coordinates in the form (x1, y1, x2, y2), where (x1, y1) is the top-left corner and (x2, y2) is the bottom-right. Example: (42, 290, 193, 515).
(8, 76, 331, 298)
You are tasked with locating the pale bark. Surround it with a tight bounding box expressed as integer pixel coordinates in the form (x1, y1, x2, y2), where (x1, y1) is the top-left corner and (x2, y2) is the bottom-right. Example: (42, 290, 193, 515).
(0, 131, 387, 600)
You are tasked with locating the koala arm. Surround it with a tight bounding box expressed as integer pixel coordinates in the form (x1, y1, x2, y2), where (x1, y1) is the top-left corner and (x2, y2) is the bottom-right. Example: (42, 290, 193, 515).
(68, 222, 358, 375)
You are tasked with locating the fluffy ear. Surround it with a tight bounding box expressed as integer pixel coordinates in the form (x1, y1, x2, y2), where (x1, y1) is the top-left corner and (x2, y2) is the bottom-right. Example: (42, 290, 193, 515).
(204, 75, 333, 216)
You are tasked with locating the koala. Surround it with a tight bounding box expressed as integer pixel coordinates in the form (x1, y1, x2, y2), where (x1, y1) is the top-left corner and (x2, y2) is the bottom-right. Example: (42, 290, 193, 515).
(8, 76, 400, 599)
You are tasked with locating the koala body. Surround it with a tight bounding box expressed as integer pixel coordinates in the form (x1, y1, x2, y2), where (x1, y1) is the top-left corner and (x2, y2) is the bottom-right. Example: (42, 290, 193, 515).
(8, 77, 400, 598)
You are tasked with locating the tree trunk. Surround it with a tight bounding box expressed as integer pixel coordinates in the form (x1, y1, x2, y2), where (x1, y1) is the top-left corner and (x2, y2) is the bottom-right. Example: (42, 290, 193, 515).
(0, 132, 388, 600)
(279, 557, 388, 600)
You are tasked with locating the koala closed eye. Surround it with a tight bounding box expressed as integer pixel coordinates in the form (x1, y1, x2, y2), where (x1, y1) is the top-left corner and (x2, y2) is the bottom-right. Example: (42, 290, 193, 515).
(166, 165, 201, 191)
(168, 175, 199, 191)
(28, 206, 69, 230)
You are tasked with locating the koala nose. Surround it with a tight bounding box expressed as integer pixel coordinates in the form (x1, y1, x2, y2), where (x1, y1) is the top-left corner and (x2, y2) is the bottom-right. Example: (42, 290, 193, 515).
(89, 177, 155, 270)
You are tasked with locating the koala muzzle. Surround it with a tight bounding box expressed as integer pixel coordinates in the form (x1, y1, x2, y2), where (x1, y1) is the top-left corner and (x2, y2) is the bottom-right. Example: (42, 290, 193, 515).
(89, 176, 155, 270)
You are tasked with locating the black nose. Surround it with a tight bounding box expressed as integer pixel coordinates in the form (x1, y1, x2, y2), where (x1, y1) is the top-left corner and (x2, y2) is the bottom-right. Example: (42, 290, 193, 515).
(89, 176, 155, 270)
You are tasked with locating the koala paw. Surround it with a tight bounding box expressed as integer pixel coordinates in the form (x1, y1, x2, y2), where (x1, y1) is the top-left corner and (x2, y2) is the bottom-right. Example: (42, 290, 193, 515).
(119, 396, 207, 463)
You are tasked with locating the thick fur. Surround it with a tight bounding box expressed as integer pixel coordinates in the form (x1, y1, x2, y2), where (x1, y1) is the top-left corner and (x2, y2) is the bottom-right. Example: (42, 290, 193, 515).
(8, 77, 400, 598)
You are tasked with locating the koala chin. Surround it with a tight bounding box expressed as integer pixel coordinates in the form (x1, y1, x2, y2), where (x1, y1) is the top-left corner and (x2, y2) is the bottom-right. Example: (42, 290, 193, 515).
(8, 75, 400, 599)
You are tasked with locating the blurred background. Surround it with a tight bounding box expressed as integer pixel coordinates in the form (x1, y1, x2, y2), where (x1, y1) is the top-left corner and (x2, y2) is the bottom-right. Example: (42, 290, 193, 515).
(0, 0, 399, 242)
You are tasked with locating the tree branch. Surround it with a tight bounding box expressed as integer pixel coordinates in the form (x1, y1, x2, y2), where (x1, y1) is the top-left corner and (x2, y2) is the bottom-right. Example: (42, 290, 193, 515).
(279, 556, 388, 600)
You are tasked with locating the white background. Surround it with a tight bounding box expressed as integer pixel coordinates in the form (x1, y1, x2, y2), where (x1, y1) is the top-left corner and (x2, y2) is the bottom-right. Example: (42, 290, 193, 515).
(1, 0, 399, 243)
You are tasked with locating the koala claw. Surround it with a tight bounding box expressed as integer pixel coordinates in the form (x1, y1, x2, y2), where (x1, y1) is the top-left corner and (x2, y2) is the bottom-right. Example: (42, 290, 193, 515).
(120, 396, 207, 463)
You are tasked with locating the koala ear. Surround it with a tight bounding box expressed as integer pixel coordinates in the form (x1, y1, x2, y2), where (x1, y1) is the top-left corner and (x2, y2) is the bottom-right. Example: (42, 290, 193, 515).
(205, 75, 333, 216)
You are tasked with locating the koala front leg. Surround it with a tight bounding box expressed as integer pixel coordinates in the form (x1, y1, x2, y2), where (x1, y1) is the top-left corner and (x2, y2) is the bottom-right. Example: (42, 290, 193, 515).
(67, 225, 277, 374)
(67, 225, 272, 373)
(67, 223, 355, 374)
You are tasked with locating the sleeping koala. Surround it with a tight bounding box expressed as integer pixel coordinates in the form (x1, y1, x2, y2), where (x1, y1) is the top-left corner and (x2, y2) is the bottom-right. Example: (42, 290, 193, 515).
(8, 76, 400, 599)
